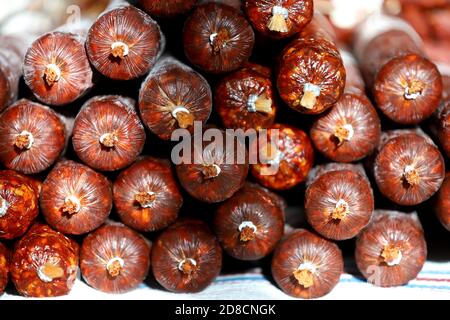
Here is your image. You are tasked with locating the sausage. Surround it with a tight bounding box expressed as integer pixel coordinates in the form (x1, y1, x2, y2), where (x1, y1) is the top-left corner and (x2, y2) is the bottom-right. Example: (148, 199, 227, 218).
(214, 63, 277, 130)
(213, 182, 285, 261)
(72, 95, 146, 171)
(432, 99, 450, 158)
(175, 128, 248, 203)
(10, 223, 79, 297)
(430, 65, 450, 158)
(0, 34, 30, 112)
(271, 229, 343, 299)
(436, 173, 450, 232)
(310, 48, 381, 162)
(40, 160, 113, 235)
(139, 57, 212, 140)
(139, 0, 198, 17)
(373, 129, 445, 205)
(183, 2, 255, 73)
(244, 0, 314, 38)
(0, 99, 67, 174)
(0, 242, 9, 295)
(354, 14, 442, 124)
(23, 22, 94, 106)
(305, 163, 374, 240)
(0, 170, 39, 240)
(113, 157, 183, 232)
(80, 222, 151, 294)
(250, 123, 314, 190)
(355, 210, 427, 287)
(151, 219, 222, 293)
(86, 2, 164, 80)
(277, 15, 346, 114)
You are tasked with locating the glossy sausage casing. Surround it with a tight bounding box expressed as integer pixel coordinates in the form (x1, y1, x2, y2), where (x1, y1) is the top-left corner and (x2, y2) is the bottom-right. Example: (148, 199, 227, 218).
(80, 222, 151, 294)
(23, 28, 93, 106)
(215, 63, 277, 130)
(213, 182, 285, 261)
(0, 242, 8, 295)
(40, 160, 113, 235)
(139, 0, 198, 17)
(277, 17, 346, 114)
(139, 57, 212, 140)
(113, 157, 183, 232)
(250, 123, 314, 190)
(86, 4, 164, 80)
(305, 163, 374, 241)
(244, 0, 313, 38)
(183, 2, 255, 74)
(271, 229, 343, 299)
(175, 129, 248, 203)
(432, 100, 450, 158)
(10, 224, 79, 297)
(0, 170, 39, 240)
(310, 49, 381, 162)
(355, 210, 427, 287)
(354, 15, 442, 124)
(436, 173, 450, 232)
(72, 95, 146, 171)
(152, 219, 222, 293)
(373, 129, 445, 206)
(0, 35, 29, 112)
(0, 99, 67, 174)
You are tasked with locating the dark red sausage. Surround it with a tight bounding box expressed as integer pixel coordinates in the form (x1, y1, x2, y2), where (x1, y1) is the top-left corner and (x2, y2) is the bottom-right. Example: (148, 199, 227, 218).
(354, 15, 442, 124)
(80, 222, 151, 294)
(436, 173, 450, 232)
(139, 0, 198, 17)
(0, 170, 39, 240)
(40, 160, 112, 235)
(86, 3, 163, 80)
(305, 163, 374, 241)
(72, 95, 146, 172)
(113, 157, 183, 232)
(0, 35, 29, 112)
(0, 242, 9, 295)
(245, 0, 313, 38)
(175, 129, 248, 203)
(310, 49, 381, 162)
(214, 63, 277, 130)
(139, 57, 212, 140)
(11, 224, 79, 297)
(183, 2, 255, 74)
(23, 28, 93, 106)
(373, 129, 445, 206)
(250, 123, 314, 190)
(152, 219, 222, 293)
(355, 210, 427, 287)
(271, 229, 343, 299)
(213, 182, 285, 261)
(432, 99, 450, 158)
(277, 16, 346, 114)
(0, 99, 67, 174)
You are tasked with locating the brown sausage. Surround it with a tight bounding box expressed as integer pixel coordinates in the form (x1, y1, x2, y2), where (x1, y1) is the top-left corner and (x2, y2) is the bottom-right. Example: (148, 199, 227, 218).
(10, 224, 79, 297)
(310, 48, 381, 162)
(277, 16, 346, 114)
(354, 15, 442, 124)
(0, 170, 39, 240)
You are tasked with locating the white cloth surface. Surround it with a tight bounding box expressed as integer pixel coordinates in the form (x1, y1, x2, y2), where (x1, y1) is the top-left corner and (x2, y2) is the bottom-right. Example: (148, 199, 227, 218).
(2, 261, 450, 300)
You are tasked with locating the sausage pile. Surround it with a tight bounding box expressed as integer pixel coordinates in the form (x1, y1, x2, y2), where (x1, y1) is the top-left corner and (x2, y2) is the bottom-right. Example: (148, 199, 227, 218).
(0, 0, 448, 299)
